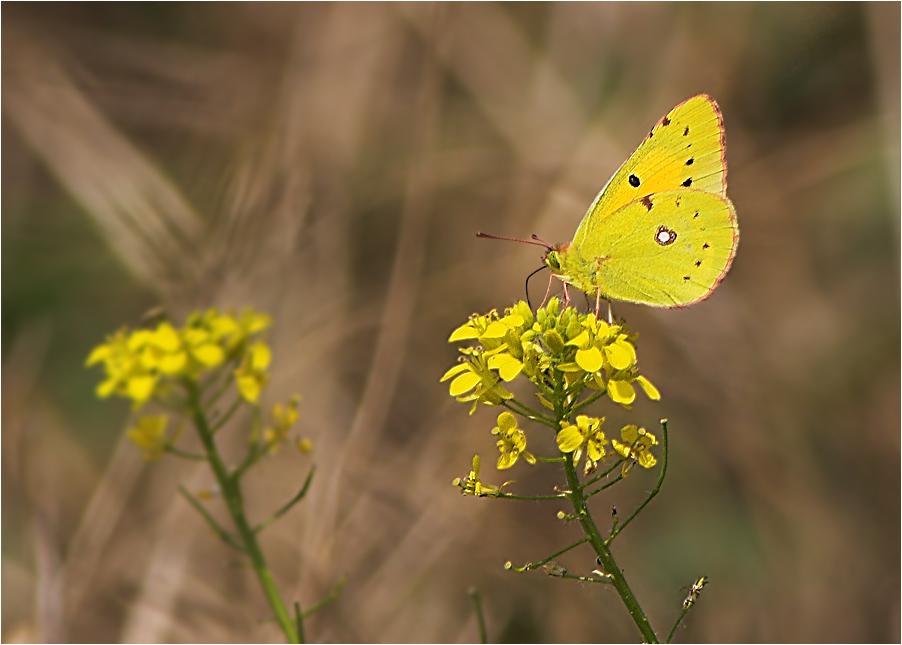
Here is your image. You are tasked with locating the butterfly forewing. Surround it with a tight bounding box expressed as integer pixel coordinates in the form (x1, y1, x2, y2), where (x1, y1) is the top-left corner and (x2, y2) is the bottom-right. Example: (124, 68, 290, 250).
(573, 95, 727, 249)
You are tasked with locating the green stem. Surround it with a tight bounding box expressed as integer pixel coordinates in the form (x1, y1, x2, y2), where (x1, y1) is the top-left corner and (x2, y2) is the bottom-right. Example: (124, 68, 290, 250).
(563, 457, 658, 643)
(496, 491, 568, 501)
(503, 399, 557, 428)
(185, 381, 299, 644)
(210, 395, 243, 434)
(301, 577, 346, 618)
(468, 587, 487, 644)
(665, 606, 690, 643)
(510, 536, 589, 571)
(553, 379, 658, 644)
(607, 420, 668, 545)
(585, 472, 623, 499)
(254, 466, 316, 534)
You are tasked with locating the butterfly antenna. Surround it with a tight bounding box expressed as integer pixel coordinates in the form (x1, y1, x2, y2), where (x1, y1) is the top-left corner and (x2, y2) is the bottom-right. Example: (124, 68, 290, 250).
(477, 232, 553, 251)
(530, 234, 554, 250)
(524, 265, 548, 310)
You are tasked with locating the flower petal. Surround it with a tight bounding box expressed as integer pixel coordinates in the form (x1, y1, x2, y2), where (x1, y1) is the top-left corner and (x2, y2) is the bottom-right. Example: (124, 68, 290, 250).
(440, 363, 470, 381)
(449, 371, 481, 396)
(448, 324, 480, 342)
(608, 380, 636, 405)
(576, 346, 603, 372)
(488, 354, 523, 382)
(604, 339, 636, 370)
(636, 375, 661, 400)
(556, 426, 583, 453)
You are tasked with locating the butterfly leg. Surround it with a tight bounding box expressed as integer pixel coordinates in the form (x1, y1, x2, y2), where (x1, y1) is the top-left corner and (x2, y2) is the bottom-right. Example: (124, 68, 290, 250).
(540, 274, 556, 308)
(594, 287, 602, 318)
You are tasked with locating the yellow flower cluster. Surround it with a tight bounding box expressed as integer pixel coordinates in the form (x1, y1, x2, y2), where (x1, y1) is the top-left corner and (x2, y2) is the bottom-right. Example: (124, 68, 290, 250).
(86, 308, 273, 409)
(444, 300, 661, 476)
(556, 416, 658, 476)
(442, 299, 660, 413)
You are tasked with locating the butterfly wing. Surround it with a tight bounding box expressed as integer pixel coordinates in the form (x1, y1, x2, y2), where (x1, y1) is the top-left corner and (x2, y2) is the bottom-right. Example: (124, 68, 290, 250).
(577, 189, 738, 307)
(573, 95, 727, 248)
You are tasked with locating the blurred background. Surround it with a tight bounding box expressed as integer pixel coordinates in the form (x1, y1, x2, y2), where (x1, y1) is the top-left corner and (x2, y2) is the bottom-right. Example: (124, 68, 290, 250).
(3, 3, 899, 643)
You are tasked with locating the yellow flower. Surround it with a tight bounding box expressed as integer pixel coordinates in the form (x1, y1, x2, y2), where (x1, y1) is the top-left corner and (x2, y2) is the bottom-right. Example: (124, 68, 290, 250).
(452, 455, 511, 497)
(264, 396, 300, 453)
(492, 412, 536, 470)
(556, 415, 607, 474)
(126, 415, 174, 460)
(234, 341, 272, 403)
(611, 425, 658, 474)
(441, 349, 514, 414)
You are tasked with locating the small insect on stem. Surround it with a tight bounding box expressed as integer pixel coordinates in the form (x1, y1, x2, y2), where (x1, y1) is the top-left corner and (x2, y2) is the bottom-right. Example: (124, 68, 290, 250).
(682, 575, 709, 609)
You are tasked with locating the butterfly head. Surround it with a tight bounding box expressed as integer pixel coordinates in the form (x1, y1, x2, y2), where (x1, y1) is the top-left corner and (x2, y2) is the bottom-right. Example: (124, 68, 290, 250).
(543, 243, 569, 272)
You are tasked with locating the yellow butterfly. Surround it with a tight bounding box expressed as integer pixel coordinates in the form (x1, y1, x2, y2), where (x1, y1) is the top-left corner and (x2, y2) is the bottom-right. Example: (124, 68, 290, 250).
(483, 95, 739, 310)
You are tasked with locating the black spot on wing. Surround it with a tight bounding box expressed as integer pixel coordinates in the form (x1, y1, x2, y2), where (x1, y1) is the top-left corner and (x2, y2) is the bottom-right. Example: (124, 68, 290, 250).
(628, 174, 641, 187)
(683, 126, 690, 136)
(662, 116, 671, 126)
(686, 158, 694, 166)
(702, 243, 710, 249)
(682, 178, 693, 187)
(694, 260, 702, 267)
(641, 196, 653, 211)
(682, 275, 690, 281)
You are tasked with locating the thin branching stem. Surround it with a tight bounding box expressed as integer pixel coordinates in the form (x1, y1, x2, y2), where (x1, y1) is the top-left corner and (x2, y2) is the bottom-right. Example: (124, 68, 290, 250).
(185, 381, 299, 644)
(294, 602, 306, 645)
(570, 390, 605, 414)
(468, 587, 487, 644)
(581, 458, 623, 489)
(586, 472, 623, 499)
(606, 420, 668, 545)
(666, 605, 691, 643)
(166, 446, 208, 461)
(555, 373, 658, 643)
(301, 577, 347, 618)
(209, 395, 243, 434)
(178, 485, 245, 552)
(503, 399, 557, 428)
(254, 466, 316, 534)
(557, 571, 613, 585)
(508, 536, 589, 572)
(496, 491, 569, 501)
(563, 456, 658, 642)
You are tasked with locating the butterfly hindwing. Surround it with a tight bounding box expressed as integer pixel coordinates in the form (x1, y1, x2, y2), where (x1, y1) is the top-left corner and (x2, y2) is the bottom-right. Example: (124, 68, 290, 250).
(584, 189, 738, 307)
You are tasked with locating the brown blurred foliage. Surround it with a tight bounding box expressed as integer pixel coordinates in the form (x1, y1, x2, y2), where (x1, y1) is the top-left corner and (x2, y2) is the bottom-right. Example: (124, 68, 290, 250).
(2, 3, 899, 643)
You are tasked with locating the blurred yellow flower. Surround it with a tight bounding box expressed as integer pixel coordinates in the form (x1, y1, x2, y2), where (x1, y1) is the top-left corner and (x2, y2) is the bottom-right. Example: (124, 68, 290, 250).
(126, 415, 173, 460)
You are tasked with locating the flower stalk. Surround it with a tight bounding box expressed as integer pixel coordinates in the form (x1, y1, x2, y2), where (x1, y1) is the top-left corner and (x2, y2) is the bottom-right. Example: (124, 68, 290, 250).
(445, 299, 700, 643)
(86, 308, 324, 643)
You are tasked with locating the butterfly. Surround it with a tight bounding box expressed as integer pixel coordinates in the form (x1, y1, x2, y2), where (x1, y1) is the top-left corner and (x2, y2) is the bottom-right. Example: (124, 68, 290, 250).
(481, 95, 739, 311)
